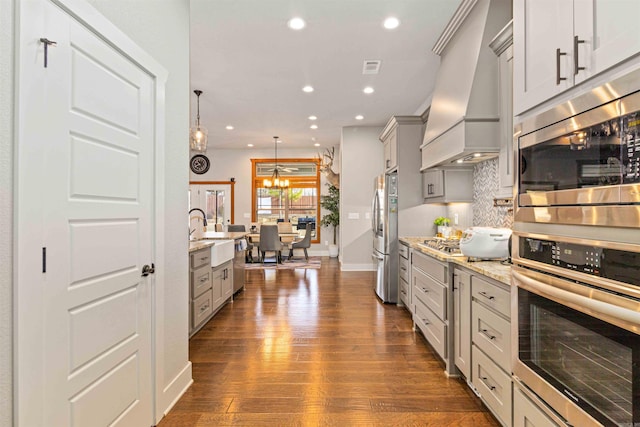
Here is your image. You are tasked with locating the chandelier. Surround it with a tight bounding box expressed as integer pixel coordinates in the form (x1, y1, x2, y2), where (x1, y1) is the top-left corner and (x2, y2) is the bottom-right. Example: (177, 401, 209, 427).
(190, 89, 208, 152)
(263, 136, 289, 189)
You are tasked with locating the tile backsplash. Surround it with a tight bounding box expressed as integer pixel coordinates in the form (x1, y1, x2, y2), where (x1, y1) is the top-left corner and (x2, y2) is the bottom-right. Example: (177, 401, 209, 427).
(472, 158, 513, 228)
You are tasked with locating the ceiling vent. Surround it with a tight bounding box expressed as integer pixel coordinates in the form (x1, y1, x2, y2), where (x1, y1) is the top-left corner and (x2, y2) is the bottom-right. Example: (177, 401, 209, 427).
(362, 60, 381, 74)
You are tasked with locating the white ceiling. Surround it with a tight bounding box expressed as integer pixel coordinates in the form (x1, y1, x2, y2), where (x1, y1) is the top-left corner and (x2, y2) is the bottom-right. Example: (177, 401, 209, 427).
(189, 0, 461, 150)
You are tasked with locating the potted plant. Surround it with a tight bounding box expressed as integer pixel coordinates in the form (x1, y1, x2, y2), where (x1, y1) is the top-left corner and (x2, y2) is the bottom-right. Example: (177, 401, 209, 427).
(320, 184, 340, 257)
(434, 216, 452, 237)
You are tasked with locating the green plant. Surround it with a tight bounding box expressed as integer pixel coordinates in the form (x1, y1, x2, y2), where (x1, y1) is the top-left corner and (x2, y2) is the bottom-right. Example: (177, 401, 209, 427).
(434, 216, 451, 226)
(320, 184, 340, 244)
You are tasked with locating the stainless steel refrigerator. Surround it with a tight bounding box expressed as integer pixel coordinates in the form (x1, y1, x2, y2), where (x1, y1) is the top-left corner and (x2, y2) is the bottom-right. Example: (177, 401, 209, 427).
(372, 172, 398, 303)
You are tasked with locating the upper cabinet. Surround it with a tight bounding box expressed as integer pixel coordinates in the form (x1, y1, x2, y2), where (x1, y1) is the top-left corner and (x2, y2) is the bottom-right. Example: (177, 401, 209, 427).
(383, 129, 398, 172)
(514, 0, 640, 116)
(490, 21, 514, 198)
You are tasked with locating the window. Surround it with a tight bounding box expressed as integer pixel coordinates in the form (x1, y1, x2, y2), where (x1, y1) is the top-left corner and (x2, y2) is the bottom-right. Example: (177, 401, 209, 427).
(252, 158, 321, 243)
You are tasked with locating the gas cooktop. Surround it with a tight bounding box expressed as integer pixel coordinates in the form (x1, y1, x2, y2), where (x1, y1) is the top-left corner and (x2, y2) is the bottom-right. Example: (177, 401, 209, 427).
(420, 237, 463, 256)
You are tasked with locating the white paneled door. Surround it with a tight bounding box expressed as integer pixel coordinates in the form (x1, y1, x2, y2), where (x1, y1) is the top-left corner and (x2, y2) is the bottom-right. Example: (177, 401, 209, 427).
(17, 0, 165, 425)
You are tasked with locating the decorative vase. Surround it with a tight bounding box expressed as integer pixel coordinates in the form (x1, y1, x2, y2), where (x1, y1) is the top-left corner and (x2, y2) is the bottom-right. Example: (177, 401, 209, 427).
(328, 244, 339, 258)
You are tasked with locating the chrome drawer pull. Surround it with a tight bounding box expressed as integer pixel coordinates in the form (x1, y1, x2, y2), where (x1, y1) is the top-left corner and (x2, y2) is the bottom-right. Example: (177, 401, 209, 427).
(478, 291, 494, 301)
(481, 329, 496, 340)
(481, 376, 496, 391)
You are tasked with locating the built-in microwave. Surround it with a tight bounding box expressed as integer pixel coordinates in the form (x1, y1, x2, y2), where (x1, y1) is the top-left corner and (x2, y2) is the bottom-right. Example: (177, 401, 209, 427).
(515, 86, 640, 228)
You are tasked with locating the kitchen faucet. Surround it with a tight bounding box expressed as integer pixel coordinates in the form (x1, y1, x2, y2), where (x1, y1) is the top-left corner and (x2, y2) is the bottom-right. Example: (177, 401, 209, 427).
(189, 208, 208, 237)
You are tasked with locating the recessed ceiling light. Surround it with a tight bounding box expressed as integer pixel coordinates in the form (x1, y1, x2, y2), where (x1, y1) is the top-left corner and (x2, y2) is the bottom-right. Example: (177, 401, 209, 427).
(383, 17, 400, 30)
(363, 86, 374, 94)
(310, 124, 318, 129)
(456, 158, 464, 163)
(302, 85, 314, 93)
(473, 152, 482, 157)
(308, 115, 317, 120)
(288, 17, 306, 30)
(314, 143, 320, 147)
(355, 115, 364, 120)
(247, 144, 254, 147)
(276, 139, 283, 143)
(225, 125, 234, 130)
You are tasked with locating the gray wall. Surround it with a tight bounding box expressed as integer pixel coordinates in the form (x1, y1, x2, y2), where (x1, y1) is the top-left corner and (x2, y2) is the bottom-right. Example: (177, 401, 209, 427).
(189, 147, 337, 255)
(340, 126, 384, 269)
(1, 0, 14, 424)
(76, 0, 192, 415)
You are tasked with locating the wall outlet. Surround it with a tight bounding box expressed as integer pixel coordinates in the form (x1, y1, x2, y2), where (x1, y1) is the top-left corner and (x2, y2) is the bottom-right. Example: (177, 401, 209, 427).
(325, 240, 328, 246)
(454, 213, 459, 225)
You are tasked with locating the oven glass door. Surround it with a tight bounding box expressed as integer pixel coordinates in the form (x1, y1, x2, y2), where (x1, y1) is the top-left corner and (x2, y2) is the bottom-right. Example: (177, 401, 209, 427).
(518, 287, 639, 426)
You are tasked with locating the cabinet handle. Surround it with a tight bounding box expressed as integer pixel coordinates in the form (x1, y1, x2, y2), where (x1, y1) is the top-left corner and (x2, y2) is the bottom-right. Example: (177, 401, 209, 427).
(478, 291, 495, 301)
(400, 266, 407, 271)
(481, 329, 496, 340)
(200, 277, 207, 282)
(401, 289, 406, 295)
(422, 319, 430, 325)
(421, 287, 430, 293)
(386, 159, 390, 168)
(481, 376, 496, 391)
(200, 256, 207, 261)
(556, 48, 567, 85)
(200, 303, 210, 313)
(574, 35, 585, 75)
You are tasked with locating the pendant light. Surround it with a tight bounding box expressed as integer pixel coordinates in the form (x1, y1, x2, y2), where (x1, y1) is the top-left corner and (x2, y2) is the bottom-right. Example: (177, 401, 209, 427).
(190, 89, 208, 152)
(263, 136, 289, 189)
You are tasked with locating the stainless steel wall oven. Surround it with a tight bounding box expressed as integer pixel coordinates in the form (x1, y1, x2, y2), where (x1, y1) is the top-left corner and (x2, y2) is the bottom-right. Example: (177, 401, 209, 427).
(513, 69, 640, 427)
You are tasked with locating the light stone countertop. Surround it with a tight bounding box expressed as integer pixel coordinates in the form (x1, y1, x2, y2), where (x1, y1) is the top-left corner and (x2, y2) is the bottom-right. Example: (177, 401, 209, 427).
(400, 236, 511, 285)
(188, 239, 215, 253)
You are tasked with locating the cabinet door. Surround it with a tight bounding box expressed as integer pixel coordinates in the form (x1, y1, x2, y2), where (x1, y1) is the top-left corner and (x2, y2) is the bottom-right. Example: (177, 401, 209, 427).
(422, 169, 444, 199)
(222, 265, 233, 299)
(211, 266, 224, 310)
(384, 131, 397, 172)
(513, 0, 573, 115)
(453, 269, 471, 379)
(498, 44, 514, 196)
(573, 0, 640, 85)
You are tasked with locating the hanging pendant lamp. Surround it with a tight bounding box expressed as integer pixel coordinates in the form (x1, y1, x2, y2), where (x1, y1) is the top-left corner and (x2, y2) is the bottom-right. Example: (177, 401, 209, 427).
(263, 136, 289, 189)
(190, 89, 208, 152)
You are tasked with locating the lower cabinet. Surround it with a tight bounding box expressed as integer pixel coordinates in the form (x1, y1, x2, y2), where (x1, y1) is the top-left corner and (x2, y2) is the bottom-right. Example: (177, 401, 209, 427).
(513, 386, 561, 427)
(472, 345, 512, 426)
(399, 244, 411, 309)
(189, 248, 233, 337)
(411, 250, 451, 372)
(453, 268, 471, 379)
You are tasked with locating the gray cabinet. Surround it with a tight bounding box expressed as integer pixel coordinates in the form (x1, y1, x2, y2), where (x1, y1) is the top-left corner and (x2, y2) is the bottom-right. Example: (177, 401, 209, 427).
(422, 168, 473, 203)
(453, 268, 471, 379)
(490, 22, 514, 199)
(513, 386, 562, 427)
(398, 243, 411, 310)
(514, 0, 640, 115)
(383, 130, 397, 172)
(190, 247, 213, 337)
(411, 250, 451, 371)
(211, 260, 232, 311)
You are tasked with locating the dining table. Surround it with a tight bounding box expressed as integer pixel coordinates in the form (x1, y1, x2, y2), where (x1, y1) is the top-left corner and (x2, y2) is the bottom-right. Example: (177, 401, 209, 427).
(246, 231, 302, 245)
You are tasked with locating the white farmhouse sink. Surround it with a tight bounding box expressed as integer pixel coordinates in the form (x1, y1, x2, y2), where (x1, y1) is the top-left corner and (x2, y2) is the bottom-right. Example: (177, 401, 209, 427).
(210, 239, 234, 267)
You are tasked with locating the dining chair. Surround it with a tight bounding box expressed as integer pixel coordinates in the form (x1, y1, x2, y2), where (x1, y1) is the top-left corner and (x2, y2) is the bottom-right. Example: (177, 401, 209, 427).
(258, 225, 283, 263)
(289, 222, 313, 260)
(228, 224, 253, 262)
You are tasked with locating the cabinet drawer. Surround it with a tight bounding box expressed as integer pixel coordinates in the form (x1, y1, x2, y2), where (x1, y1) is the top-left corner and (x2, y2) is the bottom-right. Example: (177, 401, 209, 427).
(412, 251, 446, 284)
(472, 345, 512, 427)
(398, 244, 409, 259)
(414, 300, 447, 360)
(191, 248, 211, 269)
(399, 278, 409, 307)
(399, 256, 410, 283)
(514, 386, 560, 427)
(191, 264, 212, 298)
(472, 301, 511, 372)
(472, 276, 510, 319)
(192, 289, 213, 329)
(413, 268, 447, 321)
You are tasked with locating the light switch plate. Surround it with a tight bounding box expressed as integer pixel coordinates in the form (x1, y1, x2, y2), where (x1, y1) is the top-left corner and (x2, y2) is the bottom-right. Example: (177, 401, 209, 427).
(348, 212, 360, 220)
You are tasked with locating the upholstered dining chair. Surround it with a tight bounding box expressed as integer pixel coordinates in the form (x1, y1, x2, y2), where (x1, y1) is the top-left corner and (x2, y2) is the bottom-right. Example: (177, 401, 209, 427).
(289, 222, 313, 260)
(258, 225, 283, 263)
(228, 224, 253, 262)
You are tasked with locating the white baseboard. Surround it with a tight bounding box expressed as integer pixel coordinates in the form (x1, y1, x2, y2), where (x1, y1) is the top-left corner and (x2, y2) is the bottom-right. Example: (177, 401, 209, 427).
(341, 263, 376, 271)
(157, 361, 193, 423)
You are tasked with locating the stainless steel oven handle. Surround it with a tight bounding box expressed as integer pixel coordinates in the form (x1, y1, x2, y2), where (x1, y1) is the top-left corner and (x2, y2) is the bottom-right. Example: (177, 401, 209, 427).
(513, 268, 640, 334)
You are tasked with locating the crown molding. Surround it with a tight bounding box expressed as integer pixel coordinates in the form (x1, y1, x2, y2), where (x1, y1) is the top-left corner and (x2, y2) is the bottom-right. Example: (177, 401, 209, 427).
(489, 20, 513, 56)
(432, 0, 479, 55)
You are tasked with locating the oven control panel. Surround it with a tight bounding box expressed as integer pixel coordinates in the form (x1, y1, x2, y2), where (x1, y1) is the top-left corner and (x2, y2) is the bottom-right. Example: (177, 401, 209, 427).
(519, 237, 640, 287)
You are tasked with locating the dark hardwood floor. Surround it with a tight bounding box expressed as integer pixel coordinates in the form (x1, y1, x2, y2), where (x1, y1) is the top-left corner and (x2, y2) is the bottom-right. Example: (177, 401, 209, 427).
(158, 257, 498, 426)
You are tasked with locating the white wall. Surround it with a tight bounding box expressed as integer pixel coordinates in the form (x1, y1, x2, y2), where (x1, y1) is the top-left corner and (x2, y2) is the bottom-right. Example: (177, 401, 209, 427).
(84, 0, 191, 418)
(340, 126, 385, 270)
(191, 147, 337, 255)
(1, 0, 15, 424)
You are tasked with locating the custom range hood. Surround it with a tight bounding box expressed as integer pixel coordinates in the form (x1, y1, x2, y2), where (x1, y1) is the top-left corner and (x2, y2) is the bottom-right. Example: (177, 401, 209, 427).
(420, 0, 511, 170)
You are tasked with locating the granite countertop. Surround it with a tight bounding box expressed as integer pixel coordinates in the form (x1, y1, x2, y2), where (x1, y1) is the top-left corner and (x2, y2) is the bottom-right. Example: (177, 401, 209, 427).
(189, 239, 215, 253)
(399, 236, 511, 285)
(199, 231, 249, 240)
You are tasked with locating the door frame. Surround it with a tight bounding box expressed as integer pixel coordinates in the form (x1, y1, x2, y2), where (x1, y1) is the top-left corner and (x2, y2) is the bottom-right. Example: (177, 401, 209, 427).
(189, 180, 236, 224)
(14, 0, 168, 424)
